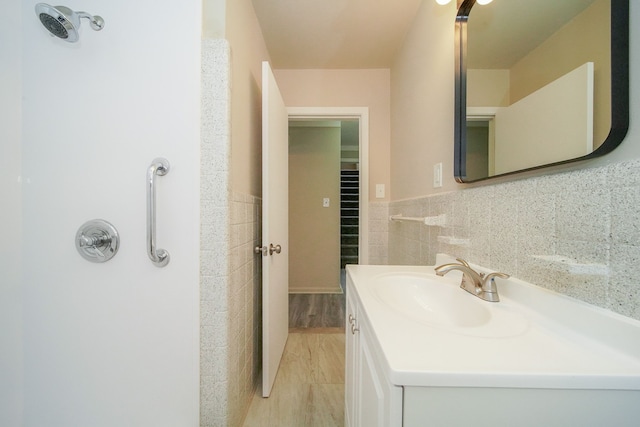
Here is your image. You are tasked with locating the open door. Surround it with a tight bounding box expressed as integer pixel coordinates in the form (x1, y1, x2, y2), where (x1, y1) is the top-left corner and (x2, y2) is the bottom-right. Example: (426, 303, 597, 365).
(260, 61, 289, 397)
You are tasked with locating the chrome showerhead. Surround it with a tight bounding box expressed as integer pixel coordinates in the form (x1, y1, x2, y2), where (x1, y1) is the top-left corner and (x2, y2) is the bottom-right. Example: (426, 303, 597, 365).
(35, 3, 104, 43)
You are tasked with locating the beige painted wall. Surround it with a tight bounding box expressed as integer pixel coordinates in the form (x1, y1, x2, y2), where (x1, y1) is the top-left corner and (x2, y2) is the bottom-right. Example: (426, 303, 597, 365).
(510, 0, 610, 148)
(390, 1, 458, 199)
(467, 69, 510, 107)
(225, 0, 271, 196)
(274, 69, 391, 202)
(289, 126, 341, 293)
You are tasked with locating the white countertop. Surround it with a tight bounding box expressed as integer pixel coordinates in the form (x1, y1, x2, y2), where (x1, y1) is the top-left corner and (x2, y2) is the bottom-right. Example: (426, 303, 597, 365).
(346, 260, 640, 390)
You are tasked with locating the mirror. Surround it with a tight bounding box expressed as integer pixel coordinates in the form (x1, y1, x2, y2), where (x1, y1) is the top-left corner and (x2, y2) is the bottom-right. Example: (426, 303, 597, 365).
(454, 0, 628, 183)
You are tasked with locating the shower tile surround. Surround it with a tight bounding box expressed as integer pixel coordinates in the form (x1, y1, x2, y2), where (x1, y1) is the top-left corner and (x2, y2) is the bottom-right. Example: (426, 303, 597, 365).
(383, 159, 640, 321)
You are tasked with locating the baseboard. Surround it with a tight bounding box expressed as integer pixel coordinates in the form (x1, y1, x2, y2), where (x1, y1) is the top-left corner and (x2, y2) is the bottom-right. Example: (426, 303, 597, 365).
(289, 284, 343, 294)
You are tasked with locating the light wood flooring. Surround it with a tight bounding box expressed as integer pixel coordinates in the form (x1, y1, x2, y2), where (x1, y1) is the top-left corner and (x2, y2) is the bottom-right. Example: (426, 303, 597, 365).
(242, 329, 345, 427)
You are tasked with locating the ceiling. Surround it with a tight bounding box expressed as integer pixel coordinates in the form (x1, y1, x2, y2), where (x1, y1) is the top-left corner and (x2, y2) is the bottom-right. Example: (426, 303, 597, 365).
(251, 0, 423, 69)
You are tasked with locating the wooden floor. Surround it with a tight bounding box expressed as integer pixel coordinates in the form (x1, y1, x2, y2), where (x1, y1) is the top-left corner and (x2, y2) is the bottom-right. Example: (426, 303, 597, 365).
(289, 293, 346, 328)
(242, 329, 345, 427)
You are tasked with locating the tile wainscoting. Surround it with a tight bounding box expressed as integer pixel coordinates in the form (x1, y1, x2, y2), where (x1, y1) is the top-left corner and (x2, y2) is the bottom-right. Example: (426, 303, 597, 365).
(368, 202, 390, 265)
(229, 193, 262, 427)
(378, 159, 640, 322)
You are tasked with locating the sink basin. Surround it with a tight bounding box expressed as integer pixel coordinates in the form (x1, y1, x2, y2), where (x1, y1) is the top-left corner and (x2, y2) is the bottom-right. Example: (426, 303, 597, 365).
(371, 273, 490, 327)
(369, 272, 528, 338)
(347, 260, 640, 396)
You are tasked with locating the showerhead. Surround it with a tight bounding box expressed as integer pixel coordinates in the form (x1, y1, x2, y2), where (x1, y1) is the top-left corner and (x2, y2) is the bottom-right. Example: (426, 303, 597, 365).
(35, 3, 104, 43)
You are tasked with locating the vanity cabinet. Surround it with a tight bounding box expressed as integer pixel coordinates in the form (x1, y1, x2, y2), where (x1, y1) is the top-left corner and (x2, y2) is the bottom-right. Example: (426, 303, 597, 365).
(345, 261, 640, 427)
(345, 285, 403, 427)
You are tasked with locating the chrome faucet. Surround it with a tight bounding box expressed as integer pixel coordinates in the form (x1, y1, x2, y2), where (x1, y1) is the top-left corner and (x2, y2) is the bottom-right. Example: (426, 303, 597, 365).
(434, 258, 509, 302)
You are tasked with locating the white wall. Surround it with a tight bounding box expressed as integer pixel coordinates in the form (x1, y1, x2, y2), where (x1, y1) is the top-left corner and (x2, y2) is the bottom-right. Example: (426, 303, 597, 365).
(0, 1, 23, 425)
(20, 0, 201, 425)
(494, 63, 594, 174)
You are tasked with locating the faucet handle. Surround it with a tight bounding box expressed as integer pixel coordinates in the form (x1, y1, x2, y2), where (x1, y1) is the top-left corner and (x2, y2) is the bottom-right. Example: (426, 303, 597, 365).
(455, 258, 471, 268)
(484, 272, 510, 281)
(482, 272, 510, 293)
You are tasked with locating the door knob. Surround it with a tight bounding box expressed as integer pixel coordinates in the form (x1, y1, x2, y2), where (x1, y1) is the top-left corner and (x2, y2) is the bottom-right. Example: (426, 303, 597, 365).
(269, 244, 282, 255)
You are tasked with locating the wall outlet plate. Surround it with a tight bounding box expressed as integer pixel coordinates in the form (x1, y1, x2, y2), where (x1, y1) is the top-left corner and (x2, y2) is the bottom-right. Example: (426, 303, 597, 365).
(323, 197, 330, 207)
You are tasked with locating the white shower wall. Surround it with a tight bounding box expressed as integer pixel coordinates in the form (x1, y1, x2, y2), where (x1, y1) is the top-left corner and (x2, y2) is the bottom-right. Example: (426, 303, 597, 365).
(20, 0, 201, 425)
(0, 1, 23, 425)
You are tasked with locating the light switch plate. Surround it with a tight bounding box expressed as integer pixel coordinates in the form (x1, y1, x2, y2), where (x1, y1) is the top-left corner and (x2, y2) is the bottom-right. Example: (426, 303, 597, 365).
(433, 163, 443, 188)
(376, 184, 385, 199)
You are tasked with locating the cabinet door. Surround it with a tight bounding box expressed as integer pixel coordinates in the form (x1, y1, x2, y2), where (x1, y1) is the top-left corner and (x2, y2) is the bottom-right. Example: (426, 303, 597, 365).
(358, 332, 387, 427)
(345, 291, 359, 427)
(346, 281, 403, 427)
(357, 316, 404, 427)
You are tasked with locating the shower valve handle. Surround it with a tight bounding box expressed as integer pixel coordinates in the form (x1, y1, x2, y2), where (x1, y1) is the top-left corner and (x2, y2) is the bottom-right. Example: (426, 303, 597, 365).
(75, 219, 119, 263)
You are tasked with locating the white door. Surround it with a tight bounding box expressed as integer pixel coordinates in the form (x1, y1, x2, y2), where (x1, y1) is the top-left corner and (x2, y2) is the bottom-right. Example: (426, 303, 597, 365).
(261, 61, 289, 397)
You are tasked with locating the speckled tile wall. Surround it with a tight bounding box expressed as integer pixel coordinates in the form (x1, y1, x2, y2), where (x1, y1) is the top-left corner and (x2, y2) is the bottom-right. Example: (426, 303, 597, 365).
(201, 39, 263, 427)
(368, 202, 389, 265)
(385, 159, 640, 322)
(201, 39, 231, 427)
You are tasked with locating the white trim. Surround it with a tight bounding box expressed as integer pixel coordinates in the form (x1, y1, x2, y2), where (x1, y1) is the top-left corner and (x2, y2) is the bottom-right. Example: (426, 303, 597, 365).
(467, 106, 500, 117)
(466, 107, 498, 176)
(289, 286, 344, 294)
(287, 107, 370, 265)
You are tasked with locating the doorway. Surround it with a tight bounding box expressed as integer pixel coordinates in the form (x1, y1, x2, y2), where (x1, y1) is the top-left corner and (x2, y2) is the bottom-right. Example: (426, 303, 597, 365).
(288, 107, 369, 263)
(286, 107, 369, 328)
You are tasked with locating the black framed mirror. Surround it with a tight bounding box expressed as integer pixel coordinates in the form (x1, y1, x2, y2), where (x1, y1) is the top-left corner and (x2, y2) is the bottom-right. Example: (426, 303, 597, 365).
(454, 0, 628, 183)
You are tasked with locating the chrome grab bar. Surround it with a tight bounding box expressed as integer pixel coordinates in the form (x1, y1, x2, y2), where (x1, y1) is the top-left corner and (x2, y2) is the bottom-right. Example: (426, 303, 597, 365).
(147, 158, 170, 267)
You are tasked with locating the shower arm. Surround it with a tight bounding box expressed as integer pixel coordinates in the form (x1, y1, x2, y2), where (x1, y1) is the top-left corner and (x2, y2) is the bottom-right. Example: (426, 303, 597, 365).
(77, 11, 105, 31)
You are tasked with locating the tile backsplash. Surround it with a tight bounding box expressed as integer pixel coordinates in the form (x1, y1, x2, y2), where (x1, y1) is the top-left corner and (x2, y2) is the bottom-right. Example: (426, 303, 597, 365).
(382, 159, 640, 321)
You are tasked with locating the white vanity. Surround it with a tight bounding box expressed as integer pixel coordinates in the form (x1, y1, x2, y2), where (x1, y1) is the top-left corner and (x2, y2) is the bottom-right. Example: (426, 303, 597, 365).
(345, 255, 640, 427)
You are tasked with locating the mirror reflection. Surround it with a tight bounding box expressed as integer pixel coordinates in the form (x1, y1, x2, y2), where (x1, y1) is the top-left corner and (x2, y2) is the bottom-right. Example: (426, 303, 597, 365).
(455, 0, 628, 182)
